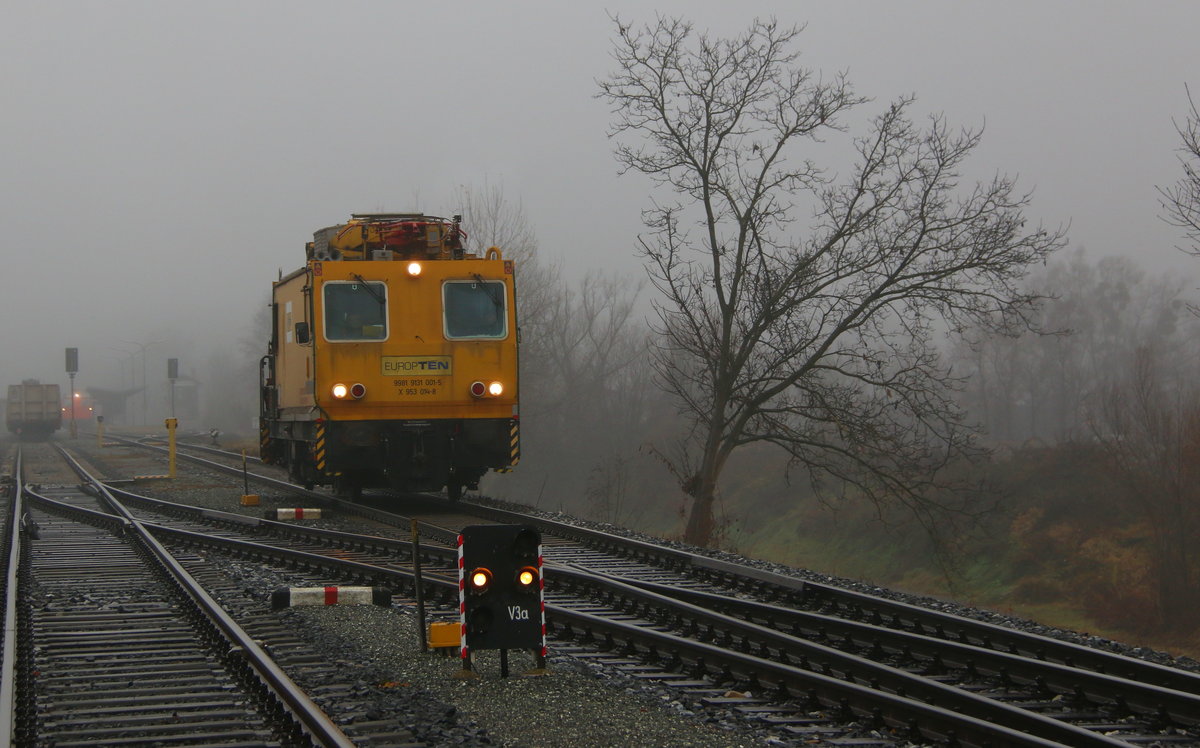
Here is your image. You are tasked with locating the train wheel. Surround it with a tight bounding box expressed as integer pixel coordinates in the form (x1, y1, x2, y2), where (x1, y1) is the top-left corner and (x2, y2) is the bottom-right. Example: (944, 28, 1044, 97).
(334, 477, 362, 502)
(286, 441, 304, 486)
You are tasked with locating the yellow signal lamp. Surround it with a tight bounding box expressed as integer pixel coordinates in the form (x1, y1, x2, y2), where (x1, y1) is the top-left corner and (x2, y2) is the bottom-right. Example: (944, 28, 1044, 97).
(331, 383, 349, 399)
(406, 261, 423, 277)
(468, 567, 493, 593)
(515, 566, 539, 590)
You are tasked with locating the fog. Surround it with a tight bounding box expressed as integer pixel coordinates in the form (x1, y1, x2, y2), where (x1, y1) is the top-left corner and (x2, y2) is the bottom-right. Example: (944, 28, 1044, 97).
(2, 1, 1197, 427)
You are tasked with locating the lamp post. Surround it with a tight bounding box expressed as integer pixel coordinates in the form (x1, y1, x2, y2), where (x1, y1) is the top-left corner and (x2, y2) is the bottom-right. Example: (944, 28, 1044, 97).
(120, 339, 161, 426)
(109, 349, 137, 426)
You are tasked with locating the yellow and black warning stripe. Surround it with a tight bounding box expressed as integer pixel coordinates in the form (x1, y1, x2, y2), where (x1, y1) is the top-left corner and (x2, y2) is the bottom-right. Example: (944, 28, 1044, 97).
(314, 422, 327, 473)
(496, 420, 520, 473)
(259, 425, 272, 464)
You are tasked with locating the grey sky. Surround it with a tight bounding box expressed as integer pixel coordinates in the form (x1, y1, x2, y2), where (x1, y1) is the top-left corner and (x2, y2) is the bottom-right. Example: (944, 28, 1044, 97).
(2, 1, 1196, 399)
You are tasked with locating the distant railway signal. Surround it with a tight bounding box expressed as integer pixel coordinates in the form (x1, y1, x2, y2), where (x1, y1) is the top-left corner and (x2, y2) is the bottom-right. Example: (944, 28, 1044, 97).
(65, 347, 78, 438)
(458, 524, 545, 676)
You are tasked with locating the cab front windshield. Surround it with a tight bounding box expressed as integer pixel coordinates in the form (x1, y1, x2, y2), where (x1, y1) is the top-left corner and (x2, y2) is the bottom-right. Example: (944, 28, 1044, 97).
(444, 280, 507, 339)
(324, 281, 387, 341)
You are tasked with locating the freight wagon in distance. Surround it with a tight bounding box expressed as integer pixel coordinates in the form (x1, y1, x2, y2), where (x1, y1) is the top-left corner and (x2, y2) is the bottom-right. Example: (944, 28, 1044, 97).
(6, 379, 62, 440)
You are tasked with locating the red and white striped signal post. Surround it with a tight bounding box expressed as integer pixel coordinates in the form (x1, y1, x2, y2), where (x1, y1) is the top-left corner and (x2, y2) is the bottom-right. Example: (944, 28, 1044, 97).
(458, 524, 546, 677)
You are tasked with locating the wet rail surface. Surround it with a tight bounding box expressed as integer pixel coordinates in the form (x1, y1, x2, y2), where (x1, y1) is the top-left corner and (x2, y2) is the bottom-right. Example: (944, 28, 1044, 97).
(73, 435, 1200, 745)
(20, 489, 282, 746)
(4, 443, 417, 747)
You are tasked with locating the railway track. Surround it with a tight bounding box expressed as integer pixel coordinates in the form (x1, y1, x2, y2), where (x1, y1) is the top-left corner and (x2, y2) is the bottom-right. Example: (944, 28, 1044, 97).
(1, 456, 19, 745)
(61, 435, 1200, 745)
(3, 443, 426, 747)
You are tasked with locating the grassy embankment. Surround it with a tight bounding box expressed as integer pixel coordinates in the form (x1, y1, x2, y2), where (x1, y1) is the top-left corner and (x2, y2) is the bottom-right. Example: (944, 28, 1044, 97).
(721, 444, 1200, 660)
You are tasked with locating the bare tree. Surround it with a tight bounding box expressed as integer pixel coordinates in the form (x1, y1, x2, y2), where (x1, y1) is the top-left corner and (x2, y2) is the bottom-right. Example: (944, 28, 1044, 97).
(956, 251, 1194, 445)
(522, 270, 652, 511)
(1090, 348, 1200, 627)
(540, 271, 645, 414)
(456, 180, 540, 264)
(456, 179, 557, 324)
(1159, 85, 1200, 257)
(599, 16, 1066, 545)
(456, 181, 563, 377)
(456, 183, 657, 514)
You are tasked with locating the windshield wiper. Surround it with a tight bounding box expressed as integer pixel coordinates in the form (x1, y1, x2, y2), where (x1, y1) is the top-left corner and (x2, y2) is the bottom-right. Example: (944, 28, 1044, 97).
(351, 274, 385, 306)
(472, 273, 503, 310)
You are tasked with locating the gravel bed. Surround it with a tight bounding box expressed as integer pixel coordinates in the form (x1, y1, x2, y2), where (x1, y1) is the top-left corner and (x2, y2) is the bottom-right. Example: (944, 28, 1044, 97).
(13, 440, 83, 484)
(201, 551, 769, 746)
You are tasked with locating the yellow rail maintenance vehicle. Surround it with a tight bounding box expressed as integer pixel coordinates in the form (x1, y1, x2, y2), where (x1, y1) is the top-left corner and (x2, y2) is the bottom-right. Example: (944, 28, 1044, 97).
(260, 213, 519, 500)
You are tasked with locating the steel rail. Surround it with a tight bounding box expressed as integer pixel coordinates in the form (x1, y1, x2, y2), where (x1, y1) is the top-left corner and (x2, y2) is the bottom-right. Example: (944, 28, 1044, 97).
(134, 521, 1077, 747)
(414, 493, 1200, 699)
(580, 567, 1200, 727)
(157, 526, 1121, 747)
(45, 493, 1123, 748)
(0, 450, 22, 748)
(101, 433, 460, 541)
(550, 565, 1130, 747)
(49, 446, 355, 748)
(96, 437, 1200, 739)
(553, 607, 1071, 748)
(146, 436, 265, 464)
(100, 477, 1200, 729)
(96, 481, 457, 560)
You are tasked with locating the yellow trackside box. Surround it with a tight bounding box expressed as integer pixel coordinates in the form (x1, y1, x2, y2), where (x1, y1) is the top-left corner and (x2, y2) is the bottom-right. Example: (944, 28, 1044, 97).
(428, 621, 460, 650)
(260, 213, 520, 502)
